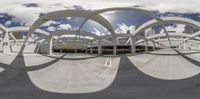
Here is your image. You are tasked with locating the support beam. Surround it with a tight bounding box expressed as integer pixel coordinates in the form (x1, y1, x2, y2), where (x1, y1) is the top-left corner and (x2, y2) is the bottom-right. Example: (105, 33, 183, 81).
(47, 36, 53, 55)
(3, 32, 11, 54)
(131, 37, 136, 53)
(85, 42, 88, 54)
(8, 32, 19, 45)
(161, 24, 172, 47)
(157, 43, 160, 49)
(152, 41, 156, 50)
(98, 40, 102, 55)
(145, 40, 148, 52)
(85, 48, 88, 54)
(90, 41, 93, 54)
(183, 41, 188, 50)
(113, 45, 117, 55)
(199, 43, 200, 50)
(113, 37, 117, 55)
(145, 32, 148, 52)
(0, 39, 3, 51)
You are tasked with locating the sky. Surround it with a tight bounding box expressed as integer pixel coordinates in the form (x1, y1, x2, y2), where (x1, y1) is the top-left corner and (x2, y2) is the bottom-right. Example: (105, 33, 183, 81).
(0, 0, 200, 36)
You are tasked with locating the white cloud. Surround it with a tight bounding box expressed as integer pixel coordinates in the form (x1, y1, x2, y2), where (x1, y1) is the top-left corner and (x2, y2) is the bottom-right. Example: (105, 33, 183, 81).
(47, 26, 56, 31)
(66, 17, 72, 20)
(160, 24, 185, 33)
(57, 24, 72, 30)
(1, 0, 200, 13)
(41, 20, 60, 26)
(4, 21, 12, 27)
(0, 0, 200, 28)
(115, 23, 136, 34)
(0, 4, 44, 26)
(0, 15, 4, 18)
(92, 28, 101, 36)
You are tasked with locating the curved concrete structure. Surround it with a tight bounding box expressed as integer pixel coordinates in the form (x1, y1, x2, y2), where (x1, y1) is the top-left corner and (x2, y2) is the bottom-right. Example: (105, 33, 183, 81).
(77, 7, 160, 34)
(25, 10, 116, 43)
(126, 17, 200, 45)
(1, 7, 200, 99)
(8, 27, 50, 36)
(0, 24, 7, 32)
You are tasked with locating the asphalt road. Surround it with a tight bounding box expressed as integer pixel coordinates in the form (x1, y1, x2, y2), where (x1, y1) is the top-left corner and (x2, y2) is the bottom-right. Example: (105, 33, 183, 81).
(0, 52, 200, 99)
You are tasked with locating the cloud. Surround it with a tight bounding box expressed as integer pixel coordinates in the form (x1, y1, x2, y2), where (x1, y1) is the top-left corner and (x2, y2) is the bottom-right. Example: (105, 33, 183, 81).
(4, 21, 12, 27)
(92, 28, 101, 36)
(46, 26, 56, 32)
(1, 0, 200, 13)
(0, 15, 4, 18)
(115, 23, 136, 34)
(41, 20, 60, 26)
(57, 24, 72, 30)
(0, 4, 44, 26)
(0, 0, 200, 29)
(160, 24, 185, 33)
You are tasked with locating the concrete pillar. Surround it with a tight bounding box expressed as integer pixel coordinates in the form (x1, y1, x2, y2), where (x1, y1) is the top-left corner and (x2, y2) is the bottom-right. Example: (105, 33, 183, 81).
(85, 42, 88, 54)
(152, 42, 155, 51)
(178, 45, 181, 49)
(34, 43, 40, 53)
(157, 43, 160, 49)
(198, 43, 200, 50)
(183, 41, 187, 50)
(113, 45, 117, 55)
(90, 41, 93, 54)
(74, 49, 77, 53)
(85, 48, 88, 54)
(98, 40, 102, 55)
(3, 32, 11, 54)
(180, 43, 183, 49)
(113, 37, 118, 55)
(0, 39, 3, 51)
(145, 40, 148, 52)
(131, 37, 136, 53)
(60, 49, 63, 53)
(47, 36, 53, 55)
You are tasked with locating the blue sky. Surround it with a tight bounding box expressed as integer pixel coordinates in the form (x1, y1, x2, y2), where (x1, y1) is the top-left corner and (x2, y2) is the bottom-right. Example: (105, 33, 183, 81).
(0, 0, 200, 36)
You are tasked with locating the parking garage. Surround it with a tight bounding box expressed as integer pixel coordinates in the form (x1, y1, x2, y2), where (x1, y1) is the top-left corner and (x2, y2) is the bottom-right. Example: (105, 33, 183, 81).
(0, 7, 200, 99)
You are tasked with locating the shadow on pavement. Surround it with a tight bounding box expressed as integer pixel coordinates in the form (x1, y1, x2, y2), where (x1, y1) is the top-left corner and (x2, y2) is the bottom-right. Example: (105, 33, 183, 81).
(0, 53, 199, 99)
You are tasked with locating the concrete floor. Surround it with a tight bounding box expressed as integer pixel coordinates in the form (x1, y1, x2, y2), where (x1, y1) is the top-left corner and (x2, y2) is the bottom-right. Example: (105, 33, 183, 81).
(0, 49, 200, 98)
(25, 54, 120, 93)
(128, 48, 200, 80)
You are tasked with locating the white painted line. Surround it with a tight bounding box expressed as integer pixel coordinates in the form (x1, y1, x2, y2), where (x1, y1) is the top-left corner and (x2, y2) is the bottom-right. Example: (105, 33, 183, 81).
(104, 57, 112, 67)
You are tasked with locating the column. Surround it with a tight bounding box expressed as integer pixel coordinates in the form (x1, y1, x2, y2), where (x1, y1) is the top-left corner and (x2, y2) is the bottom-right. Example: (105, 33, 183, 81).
(3, 32, 11, 54)
(145, 40, 148, 52)
(47, 36, 53, 55)
(60, 49, 63, 53)
(183, 41, 187, 50)
(74, 49, 77, 53)
(113, 45, 117, 55)
(0, 39, 3, 51)
(85, 49, 88, 54)
(98, 40, 102, 55)
(178, 45, 181, 49)
(85, 42, 88, 54)
(157, 43, 160, 49)
(198, 43, 200, 50)
(152, 42, 156, 51)
(113, 37, 117, 55)
(90, 41, 93, 54)
(131, 37, 136, 53)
